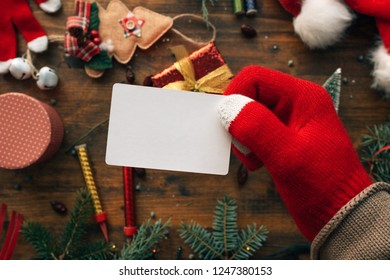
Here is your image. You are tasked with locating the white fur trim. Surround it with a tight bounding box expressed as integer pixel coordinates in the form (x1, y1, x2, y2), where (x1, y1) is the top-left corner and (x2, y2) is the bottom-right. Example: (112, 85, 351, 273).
(218, 94, 253, 155)
(0, 59, 12, 74)
(293, 0, 354, 49)
(27, 36, 48, 53)
(370, 43, 390, 99)
(218, 94, 253, 130)
(40, 0, 62, 13)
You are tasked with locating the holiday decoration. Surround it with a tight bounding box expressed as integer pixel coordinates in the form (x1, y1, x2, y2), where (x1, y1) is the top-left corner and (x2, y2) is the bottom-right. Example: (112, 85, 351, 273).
(179, 195, 268, 260)
(64, 0, 173, 78)
(123, 166, 137, 237)
(36, 66, 59, 90)
(360, 116, 390, 183)
(277, 0, 390, 98)
(8, 58, 33, 80)
(22, 189, 115, 260)
(0, 92, 64, 170)
(151, 42, 234, 94)
(323, 68, 341, 112)
(0, 0, 61, 74)
(0, 204, 23, 260)
(75, 144, 109, 242)
(118, 219, 171, 260)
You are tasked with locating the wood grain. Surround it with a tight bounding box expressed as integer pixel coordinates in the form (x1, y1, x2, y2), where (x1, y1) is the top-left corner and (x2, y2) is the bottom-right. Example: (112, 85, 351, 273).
(1, 0, 389, 260)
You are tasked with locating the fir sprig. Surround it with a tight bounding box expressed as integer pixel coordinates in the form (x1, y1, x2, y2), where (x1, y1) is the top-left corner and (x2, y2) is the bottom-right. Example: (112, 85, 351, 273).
(119, 219, 171, 260)
(360, 116, 390, 183)
(22, 189, 115, 260)
(179, 195, 268, 260)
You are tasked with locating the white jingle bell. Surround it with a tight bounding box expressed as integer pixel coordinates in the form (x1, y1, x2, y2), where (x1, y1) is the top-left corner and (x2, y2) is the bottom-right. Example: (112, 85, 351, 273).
(9, 58, 33, 80)
(36, 67, 59, 90)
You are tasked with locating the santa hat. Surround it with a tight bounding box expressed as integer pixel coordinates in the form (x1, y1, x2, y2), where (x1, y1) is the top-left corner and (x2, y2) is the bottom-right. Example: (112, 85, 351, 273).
(279, 0, 390, 98)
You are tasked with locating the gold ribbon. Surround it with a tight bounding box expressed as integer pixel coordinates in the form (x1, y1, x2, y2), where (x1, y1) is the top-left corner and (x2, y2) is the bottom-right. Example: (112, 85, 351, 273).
(163, 56, 233, 94)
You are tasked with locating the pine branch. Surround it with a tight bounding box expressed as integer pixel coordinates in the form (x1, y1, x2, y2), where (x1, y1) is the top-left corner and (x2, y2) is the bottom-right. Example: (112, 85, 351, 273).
(230, 224, 268, 260)
(213, 195, 238, 258)
(179, 195, 268, 260)
(58, 189, 94, 259)
(22, 188, 112, 260)
(360, 116, 390, 183)
(179, 221, 223, 259)
(21, 222, 58, 260)
(76, 240, 115, 260)
(119, 219, 171, 260)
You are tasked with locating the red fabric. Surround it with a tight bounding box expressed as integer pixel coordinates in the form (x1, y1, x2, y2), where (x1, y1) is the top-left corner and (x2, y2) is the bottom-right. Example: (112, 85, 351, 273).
(223, 66, 373, 241)
(278, 0, 302, 17)
(343, 0, 390, 53)
(0, 0, 46, 61)
(377, 19, 390, 52)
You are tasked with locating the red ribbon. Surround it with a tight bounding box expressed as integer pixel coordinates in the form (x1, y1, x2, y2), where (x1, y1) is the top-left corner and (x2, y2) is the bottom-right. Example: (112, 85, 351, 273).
(64, 0, 100, 62)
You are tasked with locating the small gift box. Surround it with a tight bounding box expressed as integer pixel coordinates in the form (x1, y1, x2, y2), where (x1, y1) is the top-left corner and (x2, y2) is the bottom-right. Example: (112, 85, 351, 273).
(151, 42, 233, 94)
(0, 93, 64, 169)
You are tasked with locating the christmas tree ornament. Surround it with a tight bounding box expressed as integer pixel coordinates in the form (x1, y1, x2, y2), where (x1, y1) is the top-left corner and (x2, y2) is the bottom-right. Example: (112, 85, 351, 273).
(8, 58, 33, 80)
(151, 42, 233, 94)
(64, 0, 173, 78)
(0, 204, 24, 260)
(0, 0, 61, 74)
(277, 0, 390, 98)
(0, 92, 64, 170)
(36, 66, 59, 90)
(123, 166, 137, 237)
(322, 68, 341, 113)
(75, 144, 109, 242)
(179, 195, 268, 260)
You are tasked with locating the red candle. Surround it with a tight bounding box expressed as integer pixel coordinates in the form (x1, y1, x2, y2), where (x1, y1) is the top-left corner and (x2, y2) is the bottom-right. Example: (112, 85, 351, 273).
(123, 167, 137, 237)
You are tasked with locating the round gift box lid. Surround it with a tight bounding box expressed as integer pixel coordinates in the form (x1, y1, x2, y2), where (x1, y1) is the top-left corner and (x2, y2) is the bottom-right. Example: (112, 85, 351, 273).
(0, 92, 63, 169)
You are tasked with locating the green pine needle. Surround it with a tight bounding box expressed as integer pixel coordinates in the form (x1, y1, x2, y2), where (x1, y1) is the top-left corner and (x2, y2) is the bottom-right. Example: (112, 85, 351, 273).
(22, 188, 114, 260)
(119, 219, 171, 260)
(21, 222, 58, 260)
(360, 116, 390, 183)
(179, 195, 268, 260)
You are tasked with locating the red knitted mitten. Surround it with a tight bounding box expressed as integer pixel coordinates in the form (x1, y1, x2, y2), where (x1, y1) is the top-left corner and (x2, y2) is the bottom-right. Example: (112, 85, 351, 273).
(218, 66, 373, 241)
(0, 0, 61, 74)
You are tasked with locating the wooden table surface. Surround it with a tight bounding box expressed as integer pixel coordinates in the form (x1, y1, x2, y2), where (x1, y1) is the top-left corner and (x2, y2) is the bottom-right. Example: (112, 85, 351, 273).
(1, 0, 389, 260)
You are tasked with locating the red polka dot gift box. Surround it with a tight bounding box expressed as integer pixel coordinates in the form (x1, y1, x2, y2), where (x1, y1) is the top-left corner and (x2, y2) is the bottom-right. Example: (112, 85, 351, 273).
(0, 92, 64, 169)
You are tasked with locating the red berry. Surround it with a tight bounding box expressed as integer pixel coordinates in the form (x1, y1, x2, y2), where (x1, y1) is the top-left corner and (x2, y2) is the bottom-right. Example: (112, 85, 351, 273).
(90, 29, 99, 38)
(92, 37, 102, 45)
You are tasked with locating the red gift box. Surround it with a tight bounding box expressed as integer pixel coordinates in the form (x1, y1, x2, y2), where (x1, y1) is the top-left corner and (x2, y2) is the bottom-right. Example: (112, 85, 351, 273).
(151, 42, 233, 94)
(0, 93, 64, 169)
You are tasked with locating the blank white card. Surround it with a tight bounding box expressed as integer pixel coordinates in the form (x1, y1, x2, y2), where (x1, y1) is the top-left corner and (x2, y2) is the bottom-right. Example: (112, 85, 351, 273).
(105, 84, 231, 175)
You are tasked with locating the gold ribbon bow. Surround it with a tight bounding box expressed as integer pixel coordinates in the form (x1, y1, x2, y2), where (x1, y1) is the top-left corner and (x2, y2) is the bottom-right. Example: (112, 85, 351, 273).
(163, 56, 233, 94)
